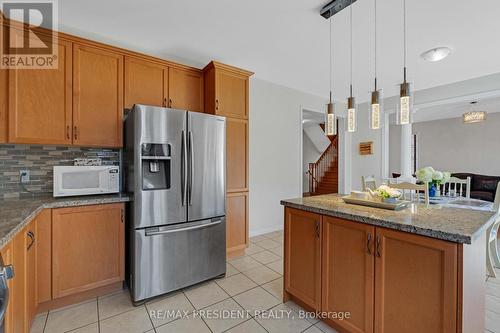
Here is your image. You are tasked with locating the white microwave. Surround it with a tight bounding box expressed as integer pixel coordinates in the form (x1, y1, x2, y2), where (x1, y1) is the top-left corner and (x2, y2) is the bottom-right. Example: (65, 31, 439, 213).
(53, 166, 120, 197)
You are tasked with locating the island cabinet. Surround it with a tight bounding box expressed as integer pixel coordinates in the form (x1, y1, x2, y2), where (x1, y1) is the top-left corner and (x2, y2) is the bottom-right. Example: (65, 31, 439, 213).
(284, 207, 461, 333)
(203, 61, 253, 257)
(283, 208, 322, 310)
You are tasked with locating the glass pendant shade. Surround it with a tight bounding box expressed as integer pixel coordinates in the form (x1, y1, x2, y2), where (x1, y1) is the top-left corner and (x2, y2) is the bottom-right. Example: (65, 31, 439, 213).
(347, 96, 356, 132)
(369, 90, 383, 130)
(326, 102, 337, 136)
(397, 81, 413, 125)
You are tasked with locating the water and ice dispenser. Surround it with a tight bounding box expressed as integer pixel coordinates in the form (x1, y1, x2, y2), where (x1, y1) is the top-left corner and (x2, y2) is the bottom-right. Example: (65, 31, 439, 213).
(141, 143, 171, 190)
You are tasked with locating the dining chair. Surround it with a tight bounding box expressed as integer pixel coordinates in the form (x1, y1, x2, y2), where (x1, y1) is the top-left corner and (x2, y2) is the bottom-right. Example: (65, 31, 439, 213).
(486, 182, 500, 278)
(389, 182, 430, 205)
(361, 175, 377, 191)
(440, 176, 471, 198)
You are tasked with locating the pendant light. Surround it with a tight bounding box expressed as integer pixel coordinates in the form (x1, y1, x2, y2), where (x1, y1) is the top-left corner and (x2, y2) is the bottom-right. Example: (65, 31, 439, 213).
(325, 16, 337, 137)
(369, 0, 382, 130)
(347, 0, 356, 133)
(397, 0, 413, 125)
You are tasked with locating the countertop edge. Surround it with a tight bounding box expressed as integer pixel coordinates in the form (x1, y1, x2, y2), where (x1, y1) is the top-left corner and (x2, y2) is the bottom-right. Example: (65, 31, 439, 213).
(0, 195, 130, 250)
(281, 200, 474, 244)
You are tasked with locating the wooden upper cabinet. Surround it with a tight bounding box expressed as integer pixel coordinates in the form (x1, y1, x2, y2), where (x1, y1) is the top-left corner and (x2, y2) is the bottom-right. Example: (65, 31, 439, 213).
(8, 39, 72, 145)
(226, 192, 248, 254)
(284, 208, 322, 310)
(374, 228, 458, 333)
(0, 68, 7, 143)
(73, 44, 123, 147)
(124, 57, 168, 109)
(226, 118, 248, 192)
(203, 61, 252, 119)
(168, 68, 203, 112)
(322, 216, 374, 333)
(52, 204, 124, 298)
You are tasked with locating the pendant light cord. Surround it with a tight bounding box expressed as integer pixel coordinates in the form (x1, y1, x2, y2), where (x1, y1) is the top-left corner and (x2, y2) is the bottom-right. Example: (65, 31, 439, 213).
(329, 17, 333, 103)
(403, 0, 407, 81)
(374, 0, 377, 90)
(349, 0, 353, 98)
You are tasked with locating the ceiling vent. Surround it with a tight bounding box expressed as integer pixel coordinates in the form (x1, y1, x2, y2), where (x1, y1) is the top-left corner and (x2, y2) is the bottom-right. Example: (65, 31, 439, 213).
(320, 0, 358, 19)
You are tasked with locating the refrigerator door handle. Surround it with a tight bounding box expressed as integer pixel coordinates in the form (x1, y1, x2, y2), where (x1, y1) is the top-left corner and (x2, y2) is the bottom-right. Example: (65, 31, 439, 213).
(181, 130, 187, 206)
(188, 131, 194, 206)
(145, 219, 223, 236)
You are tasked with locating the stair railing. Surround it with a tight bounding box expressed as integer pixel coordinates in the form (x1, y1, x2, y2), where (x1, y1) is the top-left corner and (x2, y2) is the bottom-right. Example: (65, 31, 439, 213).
(307, 136, 338, 194)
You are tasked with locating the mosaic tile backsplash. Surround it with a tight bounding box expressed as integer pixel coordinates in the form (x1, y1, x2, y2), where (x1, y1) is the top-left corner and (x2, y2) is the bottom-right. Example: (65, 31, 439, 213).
(0, 145, 120, 199)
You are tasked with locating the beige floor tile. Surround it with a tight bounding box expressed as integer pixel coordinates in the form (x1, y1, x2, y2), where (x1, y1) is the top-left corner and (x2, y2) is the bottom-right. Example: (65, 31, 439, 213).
(146, 292, 194, 327)
(262, 277, 284, 300)
(268, 246, 283, 257)
(68, 322, 99, 333)
(184, 281, 229, 309)
(155, 316, 211, 333)
(315, 320, 340, 332)
(201, 298, 249, 333)
(255, 303, 312, 333)
(215, 273, 257, 296)
(255, 239, 281, 250)
(226, 263, 239, 277)
(251, 250, 281, 265)
(229, 256, 262, 272)
(226, 318, 267, 333)
(233, 286, 281, 313)
(250, 235, 268, 243)
(274, 235, 284, 243)
(246, 243, 266, 255)
(100, 306, 153, 333)
(45, 300, 98, 333)
(265, 231, 284, 239)
(303, 325, 324, 333)
(243, 265, 281, 285)
(98, 289, 135, 320)
(29, 313, 47, 333)
(266, 259, 284, 275)
(285, 300, 319, 324)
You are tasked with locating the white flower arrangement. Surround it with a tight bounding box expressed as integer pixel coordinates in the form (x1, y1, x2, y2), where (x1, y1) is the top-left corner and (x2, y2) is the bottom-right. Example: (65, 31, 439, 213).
(374, 185, 402, 199)
(416, 167, 450, 186)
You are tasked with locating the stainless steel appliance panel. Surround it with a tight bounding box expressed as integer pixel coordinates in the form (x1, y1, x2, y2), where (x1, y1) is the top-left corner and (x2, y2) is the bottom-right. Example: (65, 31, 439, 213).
(187, 112, 226, 222)
(131, 218, 226, 302)
(127, 105, 188, 228)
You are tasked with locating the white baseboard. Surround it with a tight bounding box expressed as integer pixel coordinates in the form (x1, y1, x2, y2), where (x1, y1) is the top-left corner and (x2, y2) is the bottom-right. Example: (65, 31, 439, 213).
(249, 224, 283, 238)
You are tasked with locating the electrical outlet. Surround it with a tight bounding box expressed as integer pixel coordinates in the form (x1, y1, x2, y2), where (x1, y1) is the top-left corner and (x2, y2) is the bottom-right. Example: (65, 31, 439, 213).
(20, 170, 30, 183)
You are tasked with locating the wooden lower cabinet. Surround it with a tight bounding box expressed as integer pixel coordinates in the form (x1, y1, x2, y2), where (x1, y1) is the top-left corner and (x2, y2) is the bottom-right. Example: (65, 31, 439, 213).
(374, 227, 458, 333)
(226, 192, 248, 256)
(322, 216, 374, 333)
(52, 204, 125, 298)
(36, 209, 52, 303)
(284, 208, 322, 311)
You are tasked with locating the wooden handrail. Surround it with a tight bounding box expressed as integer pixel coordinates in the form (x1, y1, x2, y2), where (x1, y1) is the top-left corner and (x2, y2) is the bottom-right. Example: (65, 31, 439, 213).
(308, 136, 338, 194)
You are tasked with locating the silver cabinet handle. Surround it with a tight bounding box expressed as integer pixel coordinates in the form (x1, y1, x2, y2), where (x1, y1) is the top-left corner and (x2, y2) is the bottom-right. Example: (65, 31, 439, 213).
(376, 235, 381, 257)
(367, 233, 372, 255)
(188, 131, 194, 206)
(145, 219, 223, 236)
(181, 130, 187, 206)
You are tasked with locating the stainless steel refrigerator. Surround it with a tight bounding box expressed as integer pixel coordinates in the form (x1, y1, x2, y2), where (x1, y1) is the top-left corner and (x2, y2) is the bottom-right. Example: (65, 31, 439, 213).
(124, 104, 226, 303)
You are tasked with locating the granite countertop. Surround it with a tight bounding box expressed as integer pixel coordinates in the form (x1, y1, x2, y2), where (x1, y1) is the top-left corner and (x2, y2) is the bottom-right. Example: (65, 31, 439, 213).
(281, 194, 498, 244)
(0, 193, 131, 249)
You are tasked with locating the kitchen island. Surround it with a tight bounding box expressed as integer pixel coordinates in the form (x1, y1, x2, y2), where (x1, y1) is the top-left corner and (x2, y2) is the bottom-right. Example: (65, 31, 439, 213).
(280, 194, 497, 333)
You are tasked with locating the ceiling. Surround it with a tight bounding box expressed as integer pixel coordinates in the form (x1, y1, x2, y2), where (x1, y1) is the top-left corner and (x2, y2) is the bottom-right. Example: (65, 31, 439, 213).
(58, 0, 500, 102)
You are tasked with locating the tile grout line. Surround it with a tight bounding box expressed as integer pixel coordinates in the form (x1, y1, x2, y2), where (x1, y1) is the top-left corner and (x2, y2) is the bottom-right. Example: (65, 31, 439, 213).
(96, 296, 101, 333)
(181, 289, 215, 333)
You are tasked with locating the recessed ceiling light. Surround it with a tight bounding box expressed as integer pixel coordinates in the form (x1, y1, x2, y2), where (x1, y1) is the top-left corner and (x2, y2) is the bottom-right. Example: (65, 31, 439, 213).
(420, 47, 452, 62)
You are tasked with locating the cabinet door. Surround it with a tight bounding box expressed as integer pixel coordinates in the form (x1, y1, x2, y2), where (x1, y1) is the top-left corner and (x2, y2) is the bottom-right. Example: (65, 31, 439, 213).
(52, 204, 124, 298)
(226, 192, 248, 254)
(216, 70, 248, 119)
(284, 208, 321, 310)
(226, 118, 248, 192)
(73, 44, 123, 147)
(8, 39, 72, 144)
(0, 242, 14, 333)
(25, 220, 37, 333)
(322, 216, 374, 333)
(37, 209, 51, 304)
(374, 228, 458, 333)
(0, 68, 7, 143)
(124, 57, 167, 109)
(12, 226, 26, 333)
(169, 68, 203, 112)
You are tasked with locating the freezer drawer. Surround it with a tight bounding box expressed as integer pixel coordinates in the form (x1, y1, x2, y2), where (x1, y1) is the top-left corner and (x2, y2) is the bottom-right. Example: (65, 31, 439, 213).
(130, 217, 226, 302)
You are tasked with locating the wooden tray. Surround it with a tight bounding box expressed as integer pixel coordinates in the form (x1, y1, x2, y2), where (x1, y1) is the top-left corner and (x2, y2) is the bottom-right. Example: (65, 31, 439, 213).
(342, 195, 410, 211)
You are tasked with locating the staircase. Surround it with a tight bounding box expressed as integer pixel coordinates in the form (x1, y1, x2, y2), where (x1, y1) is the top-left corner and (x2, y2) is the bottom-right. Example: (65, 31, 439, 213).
(307, 136, 338, 195)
